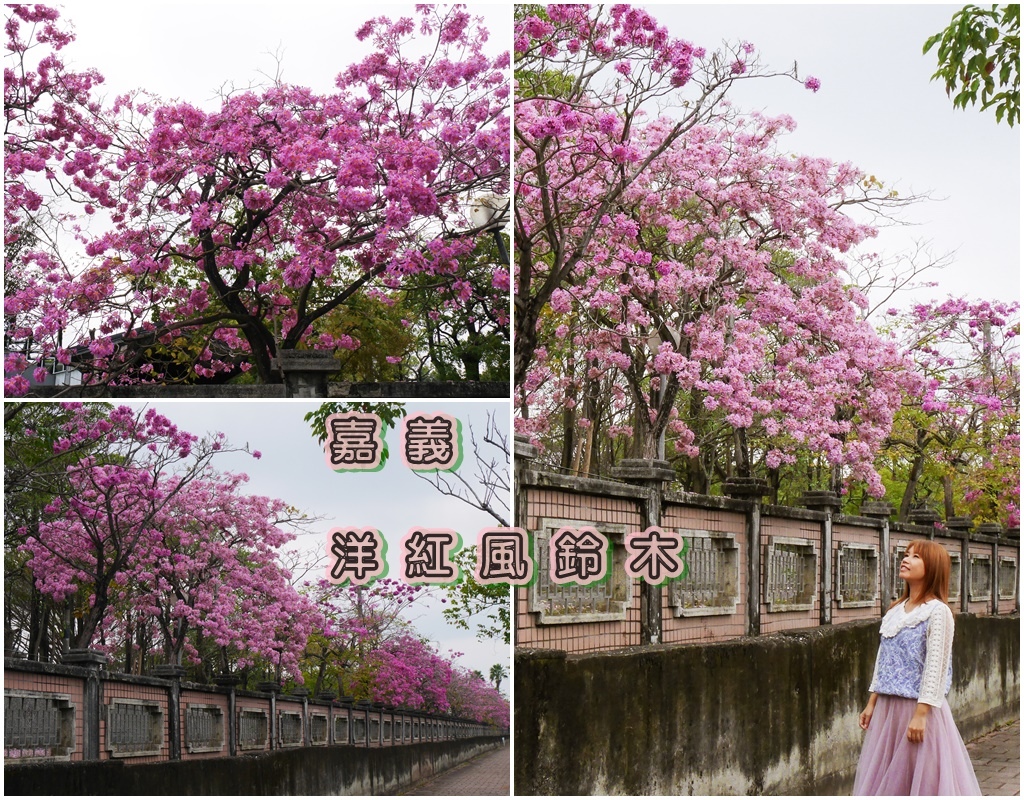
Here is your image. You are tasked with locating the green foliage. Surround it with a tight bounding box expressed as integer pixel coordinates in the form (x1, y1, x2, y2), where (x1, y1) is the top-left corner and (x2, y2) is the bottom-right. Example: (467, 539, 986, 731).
(402, 233, 510, 382)
(513, 4, 578, 101)
(924, 4, 1020, 126)
(317, 290, 419, 381)
(443, 547, 510, 645)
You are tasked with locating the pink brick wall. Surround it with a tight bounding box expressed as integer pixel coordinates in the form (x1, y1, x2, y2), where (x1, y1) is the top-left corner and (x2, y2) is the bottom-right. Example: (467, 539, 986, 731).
(100, 680, 169, 763)
(832, 523, 884, 625)
(517, 478, 1019, 655)
(180, 690, 229, 759)
(3, 670, 85, 763)
(661, 503, 748, 644)
(760, 515, 822, 635)
(516, 486, 644, 652)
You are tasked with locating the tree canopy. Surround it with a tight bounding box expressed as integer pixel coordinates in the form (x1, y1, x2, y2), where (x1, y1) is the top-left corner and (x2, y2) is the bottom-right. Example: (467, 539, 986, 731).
(4, 5, 509, 392)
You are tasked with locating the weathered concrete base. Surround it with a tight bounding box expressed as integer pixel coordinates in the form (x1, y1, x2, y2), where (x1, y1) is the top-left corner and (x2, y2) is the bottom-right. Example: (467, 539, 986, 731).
(514, 615, 1019, 795)
(3, 736, 504, 796)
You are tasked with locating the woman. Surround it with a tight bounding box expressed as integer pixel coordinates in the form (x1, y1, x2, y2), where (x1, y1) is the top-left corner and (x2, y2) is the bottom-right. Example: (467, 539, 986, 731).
(853, 539, 981, 795)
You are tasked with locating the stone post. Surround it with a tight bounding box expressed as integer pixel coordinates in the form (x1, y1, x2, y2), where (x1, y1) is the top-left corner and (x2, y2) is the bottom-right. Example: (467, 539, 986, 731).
(270, 350, 341, 398)
(1008, 526, 1021, 613)
(801, 492, 843, 626)
(290, 686, 310, 746)
(61, 649, 107, 761)
(150, 664, 186, 760)
(978, 522, 1004, 615)
(513, 435, 539, 648)
(258, 681, 280, 749)
(907, 506, 942, 529)
(946, 517, 973, 614)
(610, 458, 676, 645)
(861, 501, 894, 615)
(724, 478, 770, 637)
(214, 673, 241, 756)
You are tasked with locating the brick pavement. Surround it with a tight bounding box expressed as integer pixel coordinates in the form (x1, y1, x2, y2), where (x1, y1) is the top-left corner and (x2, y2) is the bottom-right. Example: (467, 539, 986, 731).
(402, 743, 510, 796)
(968, 719, 1020, 796)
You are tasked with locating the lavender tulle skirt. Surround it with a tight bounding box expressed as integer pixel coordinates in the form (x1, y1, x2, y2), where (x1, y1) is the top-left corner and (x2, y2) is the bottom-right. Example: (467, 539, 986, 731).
(853, 695, 981, 796)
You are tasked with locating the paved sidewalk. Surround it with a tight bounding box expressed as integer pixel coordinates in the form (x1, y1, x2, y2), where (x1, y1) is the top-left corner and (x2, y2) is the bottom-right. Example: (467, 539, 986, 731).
(968, 719, 1020, 796)
(401, 744, 510, 796)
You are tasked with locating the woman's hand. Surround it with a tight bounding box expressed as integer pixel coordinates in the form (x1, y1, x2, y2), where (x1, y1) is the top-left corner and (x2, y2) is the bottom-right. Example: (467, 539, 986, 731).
(859, 694, 878, 730)
(907, 704, 930, 743)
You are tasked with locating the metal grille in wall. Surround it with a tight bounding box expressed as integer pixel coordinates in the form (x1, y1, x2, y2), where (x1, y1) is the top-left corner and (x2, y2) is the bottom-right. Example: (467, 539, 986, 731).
(530, 518, 630, 622)
(970, 555, 993, 601)
(3, 692, 75, 760)
(765, 538, 817, 611)
(998, 557, 1017, 600)
(669, 531, 740, 616)
(836, 544, 879, 608)
(107, 699, 163, 757)
(278, 712, 303, 747)
(185, 704, 223, 753)
(238, 708, 268, 750)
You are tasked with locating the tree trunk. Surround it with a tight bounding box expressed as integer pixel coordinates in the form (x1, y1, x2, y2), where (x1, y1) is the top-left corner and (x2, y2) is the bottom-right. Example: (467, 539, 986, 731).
(734, 427, 751, 478)
(899, 452, 926, 522)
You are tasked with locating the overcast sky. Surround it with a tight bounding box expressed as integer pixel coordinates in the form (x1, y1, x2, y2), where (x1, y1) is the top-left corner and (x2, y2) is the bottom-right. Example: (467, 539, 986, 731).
(640, 3, 1020, 312)
(111, 399, 512, 685)
(64, 3, 511, 101)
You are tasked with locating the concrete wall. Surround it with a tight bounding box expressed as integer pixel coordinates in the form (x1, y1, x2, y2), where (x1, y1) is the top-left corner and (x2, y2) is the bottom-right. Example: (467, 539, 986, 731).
(3, 735, 504, 795)
(514, 614, 1019, 796)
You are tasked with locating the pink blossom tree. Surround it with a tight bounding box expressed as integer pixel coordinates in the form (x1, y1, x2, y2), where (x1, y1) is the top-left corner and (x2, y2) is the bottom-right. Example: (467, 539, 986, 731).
(360, 634, 454, 713)
(515, 5, 918, 499)
(513, 4, 819, 387)
(881, 298, 1019, 526)
(4, 5, 509, 391)
(19, 404, 319, 678)
(300, 577, 427, 697)
(447, 666, 509, 728)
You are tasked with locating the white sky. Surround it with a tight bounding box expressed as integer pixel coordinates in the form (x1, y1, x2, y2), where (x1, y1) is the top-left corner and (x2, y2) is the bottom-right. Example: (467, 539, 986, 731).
(109, 399, 513, 685)
(640, 3, 1020, 312)
(62, 3, 511, 102)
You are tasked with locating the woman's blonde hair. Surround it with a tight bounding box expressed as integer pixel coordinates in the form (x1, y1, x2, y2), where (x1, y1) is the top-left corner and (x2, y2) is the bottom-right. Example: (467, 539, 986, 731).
(891, 539, 952, 609)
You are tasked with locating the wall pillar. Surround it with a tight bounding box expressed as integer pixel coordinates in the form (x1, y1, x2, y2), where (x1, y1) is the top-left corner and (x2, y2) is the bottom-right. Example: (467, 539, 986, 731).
(801, 492, 843, 626)
(270, 350, 341, 398)
(151, 664, 186, 760)
(513, 435, 539, 649)
(61, 649, 107, 761)
(724, 478, 769, 637)
(610, 458, 676, 645)
(861, 502, 894, 615)
(946, 517, 974, 614)
(978, 523, 1004, 615)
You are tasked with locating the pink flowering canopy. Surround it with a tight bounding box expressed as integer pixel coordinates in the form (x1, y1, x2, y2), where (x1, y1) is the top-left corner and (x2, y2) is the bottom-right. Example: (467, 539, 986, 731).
(882, 298, 1020, 526)
(300, 578, 508, 724)
(21, 403, 317, 676)
(4, 5, 509, 392)
(514, 4, 911, 497)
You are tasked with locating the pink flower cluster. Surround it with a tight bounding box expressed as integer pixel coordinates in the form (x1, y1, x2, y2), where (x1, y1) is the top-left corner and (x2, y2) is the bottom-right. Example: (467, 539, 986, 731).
(4, 5, 509, 390)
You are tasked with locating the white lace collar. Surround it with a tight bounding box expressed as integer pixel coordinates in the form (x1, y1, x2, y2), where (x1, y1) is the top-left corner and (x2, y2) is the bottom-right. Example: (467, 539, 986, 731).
(879, 598, 943, 638)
